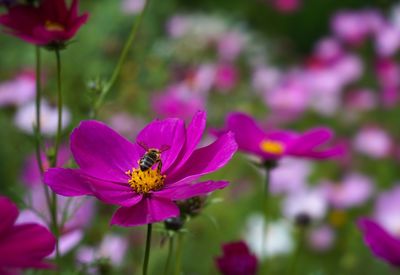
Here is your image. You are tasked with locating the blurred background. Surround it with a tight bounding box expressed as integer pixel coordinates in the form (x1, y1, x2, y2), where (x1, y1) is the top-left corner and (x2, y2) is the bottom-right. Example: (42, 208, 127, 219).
(1, 0, 400, 274)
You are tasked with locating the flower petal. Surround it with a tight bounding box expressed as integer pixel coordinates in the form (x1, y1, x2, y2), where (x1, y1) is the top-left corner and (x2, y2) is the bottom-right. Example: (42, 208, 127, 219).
(166, 111, 206, 175)
(110, 197, 179, 227)
(71, 120, 139, 182)
(168, 132, 237, 184)
(136, 118, 185, 172)
(358, 218, 400, 266)
(155, 180, 228, 200)
(0, 224, 55, 269)
(225, 112, 266, 155)
(0, 197, 19, 236)
(45, 168, 141, 207)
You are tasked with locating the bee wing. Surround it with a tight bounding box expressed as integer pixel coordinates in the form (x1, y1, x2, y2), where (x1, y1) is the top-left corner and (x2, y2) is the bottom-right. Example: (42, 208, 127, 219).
(159, 144, 171, 153)
(137, 141, 150, 151)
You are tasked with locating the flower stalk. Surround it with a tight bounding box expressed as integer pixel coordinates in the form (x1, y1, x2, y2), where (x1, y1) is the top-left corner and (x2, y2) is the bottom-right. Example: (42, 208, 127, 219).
(143, 223, 153, 275)
(92, 0, 151, 118)
(164, 235, 174, 275)
(174, 233, 184, 275)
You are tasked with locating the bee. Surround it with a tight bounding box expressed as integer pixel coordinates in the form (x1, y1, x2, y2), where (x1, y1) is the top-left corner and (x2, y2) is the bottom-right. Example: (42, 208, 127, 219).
(137, 141, 170, 172)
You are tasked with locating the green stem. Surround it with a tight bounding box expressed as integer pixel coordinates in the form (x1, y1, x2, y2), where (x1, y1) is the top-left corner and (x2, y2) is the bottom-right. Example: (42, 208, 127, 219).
(174, 233, 183, 275)
(50, 48, 63, 265)
(164, 235, 174, 275)
(92, 0, 151, 117)
(260, 165, 271, 272)
(287, 228, 305, 275)
(143, 223, 153, 275)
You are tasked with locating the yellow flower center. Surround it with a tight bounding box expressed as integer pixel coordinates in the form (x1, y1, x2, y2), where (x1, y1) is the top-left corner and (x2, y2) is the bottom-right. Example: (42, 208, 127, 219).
(259, 140, 285, 155)
(126, 168, 166, 194)
(45, 21, 65, 31)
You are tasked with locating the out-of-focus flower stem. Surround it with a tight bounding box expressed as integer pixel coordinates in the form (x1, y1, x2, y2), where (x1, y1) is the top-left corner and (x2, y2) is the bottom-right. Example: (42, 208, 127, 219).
(49, 48, 63, 266)
(92, 0, 151, 118)
(164, 235, 174, 275)
(174, 233, 184, 275)
(287, 228, 305, 275)
(143, 223, 153, 275)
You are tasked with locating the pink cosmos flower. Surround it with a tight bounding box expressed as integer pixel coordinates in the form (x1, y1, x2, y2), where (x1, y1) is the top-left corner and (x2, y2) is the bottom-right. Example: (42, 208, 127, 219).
(215, 241, 258, 275)
(270, 0, 301, 13)
(308, 225, 335, 251)
(218, 112, 343, 162)
(0, 196, 55, 273)
(214, 63, 238, 92)
(0, 0, 88, 46)
(45, 111, 237, 226)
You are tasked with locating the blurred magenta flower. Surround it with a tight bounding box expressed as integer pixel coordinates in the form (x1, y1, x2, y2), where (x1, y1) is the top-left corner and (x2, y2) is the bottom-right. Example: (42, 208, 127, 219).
(18, 184, 95, 257)
(215, 241, 258, 275)
(358, 218, 400, 267)
(217, 31, 247, 61)
(151, 84, 205, 121)
(214, 63, 238, 92)
(0, 71, 35, 107)
(353, 126, 392, 159)
(14, 99, 71, 136)
(45, 111, 237, 226)
(0, 0, 88, 46)
(218, 112, 343, 162)
(322, 173, 373, 209)
(0, 196, 55, 273)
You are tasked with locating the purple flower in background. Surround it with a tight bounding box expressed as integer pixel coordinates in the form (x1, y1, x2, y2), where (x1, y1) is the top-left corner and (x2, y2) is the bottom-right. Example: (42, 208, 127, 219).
(45, 111, 237, 226)
(151, 84, 206, 121)
(358, 218, 400, 267)
(214, 63, 238, 92)
(270, 0, 301, 13)
(215, 241, 258, 275)
(0, 71, 35, 107)
(218, 112, 343, 162)
(121, 0, 146, 15)
(0, 196, 55, 273)
(374, 186, 400, 236)
(308, 225, 335, 251)
(322, 173, 373, 209)
(107, 113, 145, 140)
(353, 126, 392, 159)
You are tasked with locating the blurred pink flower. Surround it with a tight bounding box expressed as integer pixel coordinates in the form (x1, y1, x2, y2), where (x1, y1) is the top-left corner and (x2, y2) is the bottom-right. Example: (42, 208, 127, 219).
(322, 173, 373, 209)
(14, 99, 71, 136)
(218, 112, 344, 161)
(217, 31, 247, 61)
(214, 63, 238, 92)
(251, 66, 281, 94)
(308, 225, 335, 251)
(107, 113, 145, 140)
(344, 89, 377, 113)
(77, 234, 128, 268)
(270, 157, 312, 195)
(353, 126, 392, 159)
(0, 71, 35, 107)
(166, 15, 189, 38)
(282, 187, 327, 223)
(151, 84, 205, 121)
(375, 25, 400, 57)
(331, 10, 381, 45)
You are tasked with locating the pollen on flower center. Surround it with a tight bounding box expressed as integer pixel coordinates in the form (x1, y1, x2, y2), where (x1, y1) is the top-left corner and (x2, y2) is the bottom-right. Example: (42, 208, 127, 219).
(45, 21, 65, 31)
(259, 140, 285, 155)
(126, 168, 166, 194)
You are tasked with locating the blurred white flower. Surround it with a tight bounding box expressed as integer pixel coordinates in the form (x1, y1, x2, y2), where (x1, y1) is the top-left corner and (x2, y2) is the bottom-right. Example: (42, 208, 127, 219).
(244, 214, 294, 259)
(14, 99, 71, 136)
(121, 0, 146, 14)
